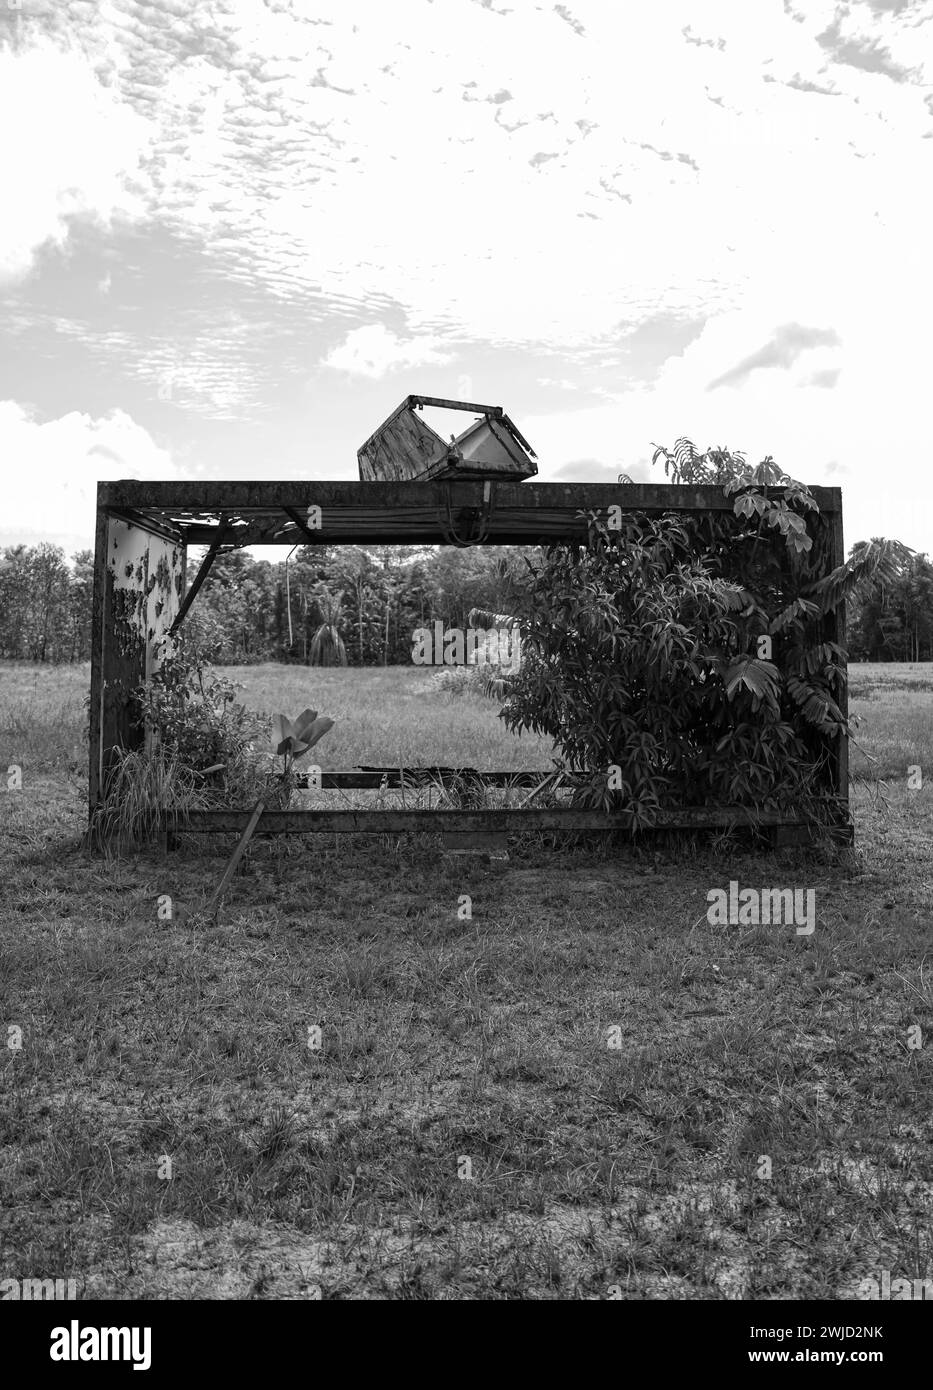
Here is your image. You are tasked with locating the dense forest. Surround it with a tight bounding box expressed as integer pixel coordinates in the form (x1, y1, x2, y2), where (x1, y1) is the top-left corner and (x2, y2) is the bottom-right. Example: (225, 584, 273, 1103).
(0, 537, 931, 666)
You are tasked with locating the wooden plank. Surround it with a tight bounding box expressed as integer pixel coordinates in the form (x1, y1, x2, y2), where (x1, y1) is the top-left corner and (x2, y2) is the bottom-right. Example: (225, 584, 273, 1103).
(205, 797, 266, 917)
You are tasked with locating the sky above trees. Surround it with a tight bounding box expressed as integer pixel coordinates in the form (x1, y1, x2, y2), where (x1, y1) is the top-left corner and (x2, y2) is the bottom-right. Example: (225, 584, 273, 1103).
(1, 0, 931, 558)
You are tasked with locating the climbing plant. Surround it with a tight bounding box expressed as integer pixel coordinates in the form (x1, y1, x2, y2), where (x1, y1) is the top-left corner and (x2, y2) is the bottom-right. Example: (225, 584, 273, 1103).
(496, 439, 913, 828)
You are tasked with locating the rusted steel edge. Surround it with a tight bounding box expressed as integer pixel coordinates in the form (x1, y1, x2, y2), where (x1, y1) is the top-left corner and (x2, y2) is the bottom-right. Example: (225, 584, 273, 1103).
(107, 507, 186, 546)
(168, 514, 228, 637)
(282, 506, 320, 545)
(98, 480, 843, 514)
(293, 769, 558, 788)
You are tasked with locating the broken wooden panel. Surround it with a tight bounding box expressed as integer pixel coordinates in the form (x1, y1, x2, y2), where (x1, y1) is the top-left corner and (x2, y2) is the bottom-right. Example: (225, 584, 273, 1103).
(357, 395, 537, 482)
(89, 512, 185, 811)
(357, 399, 448, 482)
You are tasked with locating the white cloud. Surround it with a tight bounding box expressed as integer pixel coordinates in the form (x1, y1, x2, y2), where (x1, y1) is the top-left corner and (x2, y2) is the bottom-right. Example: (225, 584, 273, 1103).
(3, 1, 933, 553)
(322, 324, 454, 379)
(523, 298, 932, 555)
(52, 0, 918, 360)
(0, 402, 176, 554)
(0, 41, 151, 282)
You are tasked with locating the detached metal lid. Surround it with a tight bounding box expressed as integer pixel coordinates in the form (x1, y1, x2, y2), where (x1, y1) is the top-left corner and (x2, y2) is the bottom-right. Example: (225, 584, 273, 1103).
(357, 394, 537, 483)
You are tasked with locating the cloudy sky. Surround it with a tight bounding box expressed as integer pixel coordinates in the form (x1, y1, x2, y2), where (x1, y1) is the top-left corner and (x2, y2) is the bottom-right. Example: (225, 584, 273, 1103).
(1, 0, 931, 558)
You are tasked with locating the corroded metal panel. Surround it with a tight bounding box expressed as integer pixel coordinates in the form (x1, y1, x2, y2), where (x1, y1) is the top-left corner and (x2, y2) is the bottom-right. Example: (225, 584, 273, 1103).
(357, 400, 445, 481)
(357, 396, 537, 483)
(442, 415, 535, 477)
(144, 534, 184, 676)
(89, 507, 185, 811)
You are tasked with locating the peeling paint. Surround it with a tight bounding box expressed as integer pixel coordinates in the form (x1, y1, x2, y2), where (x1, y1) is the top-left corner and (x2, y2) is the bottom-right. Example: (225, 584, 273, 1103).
(95, 517, 186, 786)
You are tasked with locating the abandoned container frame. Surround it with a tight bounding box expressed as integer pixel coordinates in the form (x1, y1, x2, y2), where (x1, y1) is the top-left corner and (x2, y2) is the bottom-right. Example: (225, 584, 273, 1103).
(88, 478, 851, 846)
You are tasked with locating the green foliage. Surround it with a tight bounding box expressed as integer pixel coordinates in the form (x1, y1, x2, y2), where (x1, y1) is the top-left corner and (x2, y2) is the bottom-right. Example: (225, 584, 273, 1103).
(88, 745, 207, 852)
(134, 639, 271, 804)
(263, 707, 336, 808)
(428, 664, 476, 696)
(309, 588, 349, 667)
(271, 709, 335, 760)
(0, 544, 92, 662)
(847, 547, 933, 661)
(651, 439, 818, 555)
(499, 438, 913, 827)
(501, 510, 818, 826)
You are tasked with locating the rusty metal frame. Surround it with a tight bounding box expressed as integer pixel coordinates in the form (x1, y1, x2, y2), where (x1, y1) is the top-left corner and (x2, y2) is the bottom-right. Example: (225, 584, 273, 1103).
(89, 478, 851, 843)
(168, 513, 229, 638)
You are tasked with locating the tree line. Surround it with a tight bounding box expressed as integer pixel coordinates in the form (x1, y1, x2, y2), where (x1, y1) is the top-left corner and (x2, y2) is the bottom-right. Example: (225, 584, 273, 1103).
(0, 537, 931, 666)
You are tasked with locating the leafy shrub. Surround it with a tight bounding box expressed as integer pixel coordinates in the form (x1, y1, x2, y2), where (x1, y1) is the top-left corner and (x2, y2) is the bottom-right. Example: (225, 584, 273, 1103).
(134, 639, 271, 804)
(501, 511, 816, 826)
(428, 664, 477, 696)
(498, 442, 913, 829)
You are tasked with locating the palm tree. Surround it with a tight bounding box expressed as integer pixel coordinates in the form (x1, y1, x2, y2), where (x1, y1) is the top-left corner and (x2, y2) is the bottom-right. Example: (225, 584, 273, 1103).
(309, 588, 348, 666)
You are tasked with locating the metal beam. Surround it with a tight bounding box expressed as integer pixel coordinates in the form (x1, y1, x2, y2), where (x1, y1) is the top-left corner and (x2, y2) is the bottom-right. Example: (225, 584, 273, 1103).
(99, 480, 843, 516)
(293, 768, 553, 789)
(409, 394, 505, 416)
(165, 806, 842, 835)
(168, 516, 227, 637)
(107, 507, 186, 546)
(282, 506, 323, 546)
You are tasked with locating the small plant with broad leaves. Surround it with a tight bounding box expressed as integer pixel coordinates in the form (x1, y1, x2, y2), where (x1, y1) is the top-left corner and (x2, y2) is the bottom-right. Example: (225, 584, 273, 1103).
(269, 708, 334, 806)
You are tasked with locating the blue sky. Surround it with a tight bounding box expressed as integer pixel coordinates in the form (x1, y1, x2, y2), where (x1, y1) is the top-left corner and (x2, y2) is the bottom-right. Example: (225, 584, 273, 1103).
(1, 0, 931, 557)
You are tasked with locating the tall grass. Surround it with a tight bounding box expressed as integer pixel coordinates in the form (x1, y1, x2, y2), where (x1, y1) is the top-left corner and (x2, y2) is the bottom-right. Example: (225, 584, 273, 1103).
(2, 661, 929, 793)
(87, 746, 208, 853)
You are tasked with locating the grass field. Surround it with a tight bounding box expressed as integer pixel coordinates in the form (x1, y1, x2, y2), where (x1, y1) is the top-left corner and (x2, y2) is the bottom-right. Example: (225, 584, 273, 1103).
(0, 661, 931, 1299)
